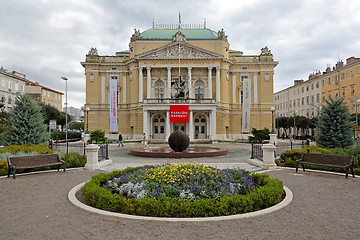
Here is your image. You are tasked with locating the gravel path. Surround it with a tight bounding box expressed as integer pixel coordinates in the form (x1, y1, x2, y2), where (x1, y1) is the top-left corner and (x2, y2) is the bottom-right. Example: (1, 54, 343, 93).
(1, 166, 359, 240)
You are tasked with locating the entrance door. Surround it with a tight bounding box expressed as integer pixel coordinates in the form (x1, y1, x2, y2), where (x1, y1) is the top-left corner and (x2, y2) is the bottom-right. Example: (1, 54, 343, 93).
(173, 123, 186, 132)
(194, 115, 207, 139)
(153, 114, 165, 139)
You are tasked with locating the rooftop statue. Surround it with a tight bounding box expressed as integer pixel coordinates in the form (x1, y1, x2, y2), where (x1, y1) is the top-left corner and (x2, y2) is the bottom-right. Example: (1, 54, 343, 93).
(87, 47, 98, 56)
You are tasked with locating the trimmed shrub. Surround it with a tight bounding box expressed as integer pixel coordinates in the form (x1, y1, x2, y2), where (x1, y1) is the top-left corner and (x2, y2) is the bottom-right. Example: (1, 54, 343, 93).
(82, 167, 284, 218)
(61, 152, 87, 168)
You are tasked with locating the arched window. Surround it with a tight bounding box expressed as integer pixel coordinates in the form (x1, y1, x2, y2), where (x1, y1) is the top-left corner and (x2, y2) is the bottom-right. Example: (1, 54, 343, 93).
(154, 81, 165, 99)
(194, 81, 204, 99)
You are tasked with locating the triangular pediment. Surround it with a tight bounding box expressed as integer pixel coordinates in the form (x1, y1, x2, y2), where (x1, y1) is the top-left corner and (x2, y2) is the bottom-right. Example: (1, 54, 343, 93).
(135, 42, 223, 60)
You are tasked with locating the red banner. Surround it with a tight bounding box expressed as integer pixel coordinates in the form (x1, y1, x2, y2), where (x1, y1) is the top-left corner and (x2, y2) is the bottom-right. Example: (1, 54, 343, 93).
(170, 105, 189, 123)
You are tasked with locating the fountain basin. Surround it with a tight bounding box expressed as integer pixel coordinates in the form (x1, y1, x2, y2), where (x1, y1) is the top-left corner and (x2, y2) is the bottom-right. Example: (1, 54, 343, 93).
(131, 146, 228, 158)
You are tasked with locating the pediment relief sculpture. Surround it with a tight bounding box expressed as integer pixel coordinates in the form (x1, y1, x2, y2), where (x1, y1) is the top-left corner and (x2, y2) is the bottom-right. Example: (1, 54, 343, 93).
(139, 44, 222, 60)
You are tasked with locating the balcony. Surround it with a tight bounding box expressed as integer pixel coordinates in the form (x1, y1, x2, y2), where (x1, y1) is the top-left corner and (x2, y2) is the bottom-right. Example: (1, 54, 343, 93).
(143, 98, 216, 105)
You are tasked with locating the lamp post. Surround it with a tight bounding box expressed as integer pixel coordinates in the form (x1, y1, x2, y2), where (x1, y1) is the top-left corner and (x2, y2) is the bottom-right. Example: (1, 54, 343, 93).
(61, 77, 68, 154)
(293, 110, 299, 139)
(85, 107, 90, 134)
(271, 106, 275, 134)
(356, 99, 360, 126)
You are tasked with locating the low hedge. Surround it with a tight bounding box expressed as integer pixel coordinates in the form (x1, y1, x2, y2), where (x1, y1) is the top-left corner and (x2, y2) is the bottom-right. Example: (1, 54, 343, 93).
(81, 167, 284, 218)
(277, 145, 360, 175)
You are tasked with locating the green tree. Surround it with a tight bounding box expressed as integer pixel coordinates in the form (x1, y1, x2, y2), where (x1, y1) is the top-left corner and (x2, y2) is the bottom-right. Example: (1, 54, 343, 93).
(89, 129, 107, 143)
(316, 97, 354, 148)
(40, 103, 71, 130)
(5, 94, 49, 145)
(69, 121, 84, 131)
(248, 128, 270, 143)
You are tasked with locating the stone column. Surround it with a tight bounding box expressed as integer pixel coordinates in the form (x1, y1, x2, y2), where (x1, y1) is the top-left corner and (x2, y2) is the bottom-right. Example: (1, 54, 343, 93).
(101, 73, 105, 104)
(269, 133, 277, 144)
(187, 67, 192, 98)
(232, 72, 236, 104)
(166, 110, 170, 140)
(210, 108, 216, 140)
(253, 72, 258, 104)
(167, 67, 171, 99)
(189, 110, 194, 141)
(122, 72, 127, 104)
(139, 67, 143, 102)
(262, 144, 277, 169)
(146, 67, 151, 99)
(143, 109, 148, 136)
(216, 66, 220, 102)
(85, 144, 100, 170)
(208, 67, 212, 99)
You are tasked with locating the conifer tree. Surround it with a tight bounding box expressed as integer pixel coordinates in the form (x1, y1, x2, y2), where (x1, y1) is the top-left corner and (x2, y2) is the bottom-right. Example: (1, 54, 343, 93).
(5, 94, 49, 145)
(316, 97, 354, 148)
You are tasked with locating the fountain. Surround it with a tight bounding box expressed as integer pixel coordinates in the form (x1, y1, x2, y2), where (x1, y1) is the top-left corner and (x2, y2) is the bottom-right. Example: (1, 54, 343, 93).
(130, 130, 227, 158)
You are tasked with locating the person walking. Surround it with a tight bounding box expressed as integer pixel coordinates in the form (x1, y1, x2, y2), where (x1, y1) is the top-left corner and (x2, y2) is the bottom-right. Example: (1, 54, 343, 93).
(142, 133, 148, 147)
(118, 132, 124, 147)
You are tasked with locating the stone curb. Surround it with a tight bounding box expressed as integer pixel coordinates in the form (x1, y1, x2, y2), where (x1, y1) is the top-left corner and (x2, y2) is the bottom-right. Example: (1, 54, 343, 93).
(68, 181, 293, 222)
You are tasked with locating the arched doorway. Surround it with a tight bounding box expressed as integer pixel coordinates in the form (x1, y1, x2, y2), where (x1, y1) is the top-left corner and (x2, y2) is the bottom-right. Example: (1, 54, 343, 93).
(194, 114, 207, 139)
(153, 114, 165, 139)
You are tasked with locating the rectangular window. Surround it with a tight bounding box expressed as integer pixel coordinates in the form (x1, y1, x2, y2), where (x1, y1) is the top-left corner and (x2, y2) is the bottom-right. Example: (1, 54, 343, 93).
(8, 82, 12, 89)
(51, 93, 54, 98)
(20, 85, 24, 91)
(306, 96, 309, 104)
(311, 84, 314, 90)
(342, 72, 345, 80)
(48, 92, 50, 97)
(316, 94, 320, 103)
(302, 87, 304, 93)
(328, 78, 331, 84)
(350, 85, 355, 95)
(15, 83, 18, 91)
(342, 87, 346, 96)
(322, 79, 325, 86)
(311, 95, 314, 103)
(301, 98, 304, 105)
(43, 91, 46, 97)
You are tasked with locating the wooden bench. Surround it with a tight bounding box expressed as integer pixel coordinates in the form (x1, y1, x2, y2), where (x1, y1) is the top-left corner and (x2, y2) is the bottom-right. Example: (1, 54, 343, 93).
(296, 153, 354, 178)
(7, 153, 65, 179)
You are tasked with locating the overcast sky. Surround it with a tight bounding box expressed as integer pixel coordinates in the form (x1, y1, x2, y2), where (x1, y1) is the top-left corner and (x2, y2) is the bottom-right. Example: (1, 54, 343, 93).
(1, 0, 360, 109)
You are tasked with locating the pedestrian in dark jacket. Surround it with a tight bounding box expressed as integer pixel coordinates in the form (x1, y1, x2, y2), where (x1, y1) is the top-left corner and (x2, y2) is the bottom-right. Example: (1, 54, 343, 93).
(118, 132, 124, 147)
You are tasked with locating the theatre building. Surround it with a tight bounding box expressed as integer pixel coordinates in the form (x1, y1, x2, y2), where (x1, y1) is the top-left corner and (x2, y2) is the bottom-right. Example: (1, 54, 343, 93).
(81, 22, 278, 142)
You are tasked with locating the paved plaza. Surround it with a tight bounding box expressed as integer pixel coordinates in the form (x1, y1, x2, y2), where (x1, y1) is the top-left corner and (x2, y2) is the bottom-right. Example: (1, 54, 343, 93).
(1, 143, 360, 239)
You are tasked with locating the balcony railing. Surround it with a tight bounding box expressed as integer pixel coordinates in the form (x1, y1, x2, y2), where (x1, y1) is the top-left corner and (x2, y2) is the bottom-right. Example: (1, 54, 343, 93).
(143, 98, 216, 104)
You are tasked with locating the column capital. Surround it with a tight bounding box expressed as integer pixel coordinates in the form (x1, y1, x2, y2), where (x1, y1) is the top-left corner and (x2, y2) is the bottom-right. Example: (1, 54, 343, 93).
(208, 67, 213, 71)
(167, 67, 172, 71)
(187, 67, 192, 71)
(216, 66, 221, 70)
(139, 67, 143, 70)
(146, 66, 151, 71)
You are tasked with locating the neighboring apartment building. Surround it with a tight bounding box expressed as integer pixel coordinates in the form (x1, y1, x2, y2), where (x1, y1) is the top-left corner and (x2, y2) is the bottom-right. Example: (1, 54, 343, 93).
(81, 21, 278, 141)
(25, 80, 63, 111)
(274, 56, 360, 135)
(274, 78, 322, 119)
(0, 68, 27, 112)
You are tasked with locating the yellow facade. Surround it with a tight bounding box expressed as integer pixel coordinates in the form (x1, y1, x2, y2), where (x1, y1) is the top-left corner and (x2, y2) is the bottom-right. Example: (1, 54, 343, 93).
(320, 57, 360, 111)
(81, 24, 278, 141)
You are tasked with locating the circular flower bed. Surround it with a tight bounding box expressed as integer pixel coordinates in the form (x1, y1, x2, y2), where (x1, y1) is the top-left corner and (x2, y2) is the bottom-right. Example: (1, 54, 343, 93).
(82, 163, 284, 218)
